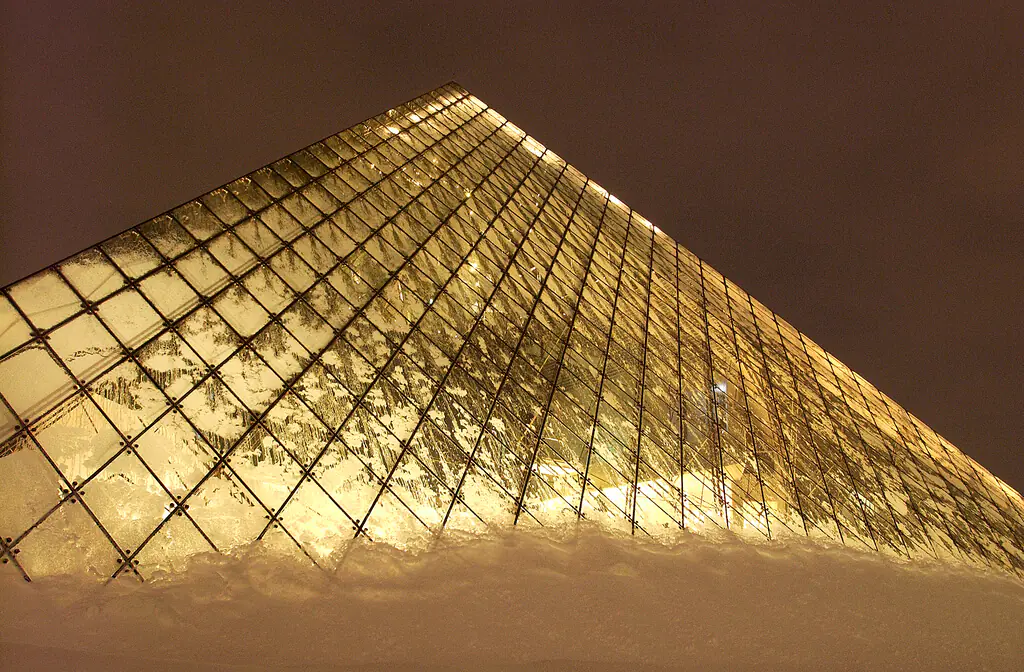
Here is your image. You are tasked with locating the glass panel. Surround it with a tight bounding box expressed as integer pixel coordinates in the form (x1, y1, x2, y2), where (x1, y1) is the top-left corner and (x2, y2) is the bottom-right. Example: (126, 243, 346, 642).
(252, 322, 309, 382)
(227, 176, 273, 211)
(202, 188, 249, 226)
(213, 285, 271, 338)
(306, 281, 353, 330)
(269, 249, 317, 293)
(60, 249, 124, 304)
(47, 313, 124, 383)
(251, 167, 292, 200)
(173, 201, 223, 241)
(0, 433, 65, 538)
(229, 425, 305, 514)
(260, 204, 303, 242)
(132, 513, 215, 576)
(0, 295, 33, 357)
(218, 347, 285, 414)
(186, 467, 269, 552)
(178, 376, 251, 455)
(264, 392, 330, 467)
(235, 219, 283, 257)
(13, 499, 117, 578)
(278, 479, 352, 566)
(134, 411, 217, 498)
(32, 394, 122, 485)
(102, 230, 162, 279)
(175, 248, 230, 297)
(83, 450, 171, 554)
(312, 436, 384, 526)
(140, 215, 195, 259)
(0, 344, 76, 420)
(138, 268, 199, 320)
(243, 265, 295, 314)
(8, 270, 81, 330)
(208, 232, 258, 276)
(177, 306, 241, 367)
(89, 360, 167, 439)
(0, 402, 16, 443)
(96, 289, 164, 350)
(136, 330, 206, 399)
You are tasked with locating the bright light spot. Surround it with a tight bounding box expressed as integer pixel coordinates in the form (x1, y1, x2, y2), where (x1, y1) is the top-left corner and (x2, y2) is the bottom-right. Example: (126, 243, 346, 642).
(387, 127, 401, 135)
(408, 113, 422, 122)
(505, 122, 526, 139)
(610, 194, 623, 206)
(538, 463, 573, 477)
(523, 137, 546, 159)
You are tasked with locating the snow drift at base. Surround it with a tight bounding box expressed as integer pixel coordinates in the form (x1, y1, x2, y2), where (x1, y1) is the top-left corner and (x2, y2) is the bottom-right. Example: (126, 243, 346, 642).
(2, 527, 1023, 671)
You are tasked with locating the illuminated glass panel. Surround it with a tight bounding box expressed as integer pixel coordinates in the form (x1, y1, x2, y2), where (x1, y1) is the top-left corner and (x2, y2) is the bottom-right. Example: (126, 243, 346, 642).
(1, 83, 1022, 581)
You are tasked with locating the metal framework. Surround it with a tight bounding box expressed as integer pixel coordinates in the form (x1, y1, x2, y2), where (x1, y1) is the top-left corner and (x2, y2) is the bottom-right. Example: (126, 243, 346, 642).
(1, 82, 1023, 582)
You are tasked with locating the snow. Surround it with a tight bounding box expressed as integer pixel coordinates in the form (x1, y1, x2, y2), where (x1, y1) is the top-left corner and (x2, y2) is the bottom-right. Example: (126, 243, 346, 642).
(2, 526, 1023, 670)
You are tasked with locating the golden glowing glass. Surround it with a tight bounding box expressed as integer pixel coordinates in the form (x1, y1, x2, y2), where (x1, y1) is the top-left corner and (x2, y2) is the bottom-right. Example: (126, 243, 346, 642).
(1, 83, 1022, 581)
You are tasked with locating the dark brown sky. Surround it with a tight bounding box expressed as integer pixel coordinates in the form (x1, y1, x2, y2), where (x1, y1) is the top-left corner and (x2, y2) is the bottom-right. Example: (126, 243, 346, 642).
(2, 2, 1022, 492)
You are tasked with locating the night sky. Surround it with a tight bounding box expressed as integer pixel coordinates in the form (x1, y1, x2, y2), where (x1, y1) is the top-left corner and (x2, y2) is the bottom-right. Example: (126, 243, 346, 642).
(3, 2, 1021, 493)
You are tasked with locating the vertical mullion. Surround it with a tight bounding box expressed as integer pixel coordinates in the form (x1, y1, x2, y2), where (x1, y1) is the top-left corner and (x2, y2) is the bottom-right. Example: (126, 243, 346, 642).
(673, 243, 686, 529)
(629, 218, 655, 534)
(721, 281, 773, 539)
(697, 261, 730, 529)
(746, 296, 818, 540)
(575, 209, 632, 522)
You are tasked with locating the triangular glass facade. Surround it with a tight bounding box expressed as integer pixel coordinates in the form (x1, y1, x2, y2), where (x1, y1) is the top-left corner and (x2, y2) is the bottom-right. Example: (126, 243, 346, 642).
(2, 83, 1023, 581)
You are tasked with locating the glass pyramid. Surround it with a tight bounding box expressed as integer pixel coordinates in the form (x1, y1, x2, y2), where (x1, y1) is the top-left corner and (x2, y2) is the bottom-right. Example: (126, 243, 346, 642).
(2, 82, 1022, 582)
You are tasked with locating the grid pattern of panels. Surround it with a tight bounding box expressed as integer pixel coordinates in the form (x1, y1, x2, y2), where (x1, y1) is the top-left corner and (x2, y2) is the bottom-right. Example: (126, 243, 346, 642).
(2, 83, 1023, 582)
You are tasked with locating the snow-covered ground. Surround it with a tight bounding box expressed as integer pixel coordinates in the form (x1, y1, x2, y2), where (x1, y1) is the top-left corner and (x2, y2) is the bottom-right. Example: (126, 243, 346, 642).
(2, 527, 1023, 671)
